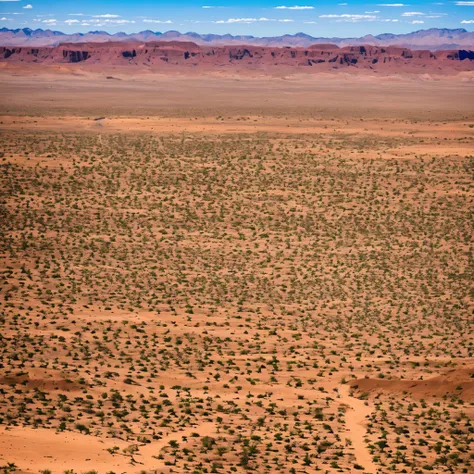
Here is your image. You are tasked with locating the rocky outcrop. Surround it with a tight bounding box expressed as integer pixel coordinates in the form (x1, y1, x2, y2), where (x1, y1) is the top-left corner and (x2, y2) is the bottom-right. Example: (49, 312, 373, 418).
(459, 50, 474, 60)
(62, 50, 90, 62)
(0, 42, 472, 73)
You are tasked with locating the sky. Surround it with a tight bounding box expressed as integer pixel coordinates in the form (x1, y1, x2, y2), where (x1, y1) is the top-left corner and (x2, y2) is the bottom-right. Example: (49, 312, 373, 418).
(1, 1, 473, 37)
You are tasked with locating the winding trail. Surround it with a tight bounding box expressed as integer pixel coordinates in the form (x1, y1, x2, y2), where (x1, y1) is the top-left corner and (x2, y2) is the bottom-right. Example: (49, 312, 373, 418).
(339, 385, 378, 474)
(138, 422, 216, 465)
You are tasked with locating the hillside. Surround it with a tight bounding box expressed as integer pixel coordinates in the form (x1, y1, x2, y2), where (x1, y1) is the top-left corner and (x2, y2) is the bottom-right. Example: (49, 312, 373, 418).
(1, 41, 473, 75)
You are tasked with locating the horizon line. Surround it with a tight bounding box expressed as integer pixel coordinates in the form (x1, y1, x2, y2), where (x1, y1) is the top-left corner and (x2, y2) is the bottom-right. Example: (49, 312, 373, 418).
(1, 26, 471, 40)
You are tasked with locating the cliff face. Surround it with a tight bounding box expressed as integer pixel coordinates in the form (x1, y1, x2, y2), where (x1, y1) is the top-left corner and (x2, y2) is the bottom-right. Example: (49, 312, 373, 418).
(1, 42, 473, 73)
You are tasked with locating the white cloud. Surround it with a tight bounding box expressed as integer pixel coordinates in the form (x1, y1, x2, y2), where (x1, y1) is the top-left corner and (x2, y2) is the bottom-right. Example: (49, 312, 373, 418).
(461, 19, 474, 22)
(43, 19, 57, 23)
(143, 19, 173, 24)
(365, 10, 380, 13)
(65, 19, 80, 24)
(85, 18, 134, 25)
(304, 20, 317, 23)
(1, 17, 10, 20)
(214, 17, 294, 23)
(92, 14, 120, 18)
(412, 20, 424, 23)
(318, 13, 404, 22)
(402, 11, 424, 16)
(319, 14, 376, 19)
(456, 1, 474, 5)
(23, 4, 32, 8)
(69, 13, 84, 16)
(377, 3, 405, 6)
(215, 17, 271, 23)
(275, 5, 314, 9)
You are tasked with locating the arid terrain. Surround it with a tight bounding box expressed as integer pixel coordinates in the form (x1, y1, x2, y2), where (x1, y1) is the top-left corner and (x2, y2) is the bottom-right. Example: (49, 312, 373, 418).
(0, 69, 473, 474)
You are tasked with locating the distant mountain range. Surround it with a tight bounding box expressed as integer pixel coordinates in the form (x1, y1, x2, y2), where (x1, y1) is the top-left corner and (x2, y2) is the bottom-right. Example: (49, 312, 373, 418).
(1, 27, 473, 51)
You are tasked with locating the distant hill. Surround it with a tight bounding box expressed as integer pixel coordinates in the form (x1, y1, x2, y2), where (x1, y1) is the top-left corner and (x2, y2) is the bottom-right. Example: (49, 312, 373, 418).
(0, 27, 473, 51)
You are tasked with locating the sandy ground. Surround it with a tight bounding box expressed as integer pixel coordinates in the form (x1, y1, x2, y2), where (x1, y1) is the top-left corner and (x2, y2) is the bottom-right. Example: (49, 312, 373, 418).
(0, 422, 217, 473)
(1, 66, 474, 119)
(0, 427, 134, 473)
(0, 68, 473, 474)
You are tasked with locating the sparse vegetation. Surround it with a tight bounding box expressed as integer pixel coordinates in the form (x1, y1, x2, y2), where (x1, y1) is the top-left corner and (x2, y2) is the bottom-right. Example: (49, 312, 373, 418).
(0, 112, 472, 473)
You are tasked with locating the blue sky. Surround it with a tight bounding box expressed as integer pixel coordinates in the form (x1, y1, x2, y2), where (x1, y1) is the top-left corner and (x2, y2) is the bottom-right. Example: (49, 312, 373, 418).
(1, 1, 473, 36)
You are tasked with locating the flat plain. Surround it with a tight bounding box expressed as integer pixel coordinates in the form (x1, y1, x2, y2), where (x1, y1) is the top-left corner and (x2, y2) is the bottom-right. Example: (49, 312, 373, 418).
(0, 70, 473, 474)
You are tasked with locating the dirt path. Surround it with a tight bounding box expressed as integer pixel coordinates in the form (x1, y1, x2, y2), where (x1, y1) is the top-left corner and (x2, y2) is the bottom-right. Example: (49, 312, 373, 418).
(137, 422, 216, 465)
(339, 385, 378, 474)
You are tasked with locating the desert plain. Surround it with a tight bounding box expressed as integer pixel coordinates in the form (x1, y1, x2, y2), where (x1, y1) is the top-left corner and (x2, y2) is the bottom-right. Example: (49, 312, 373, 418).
(0, 63, 473, 474)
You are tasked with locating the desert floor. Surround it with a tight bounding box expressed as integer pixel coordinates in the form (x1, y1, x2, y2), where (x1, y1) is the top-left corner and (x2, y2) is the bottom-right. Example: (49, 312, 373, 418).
(0, 70, 473, 474)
